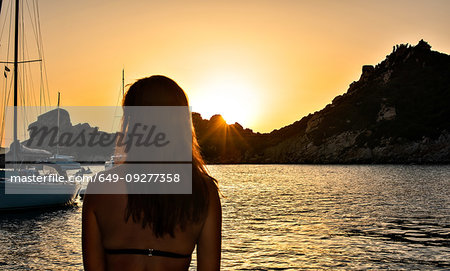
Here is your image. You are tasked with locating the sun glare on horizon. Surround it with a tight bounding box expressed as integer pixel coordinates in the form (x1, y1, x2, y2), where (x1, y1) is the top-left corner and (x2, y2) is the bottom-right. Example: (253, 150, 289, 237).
(191, 72, 261, 127)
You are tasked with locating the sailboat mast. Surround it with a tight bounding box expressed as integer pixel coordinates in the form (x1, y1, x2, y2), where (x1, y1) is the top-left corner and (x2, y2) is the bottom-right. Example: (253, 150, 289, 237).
(122, 68, 124, 97)
(13, 0, 19, 162)
(56, 92, 60, 155)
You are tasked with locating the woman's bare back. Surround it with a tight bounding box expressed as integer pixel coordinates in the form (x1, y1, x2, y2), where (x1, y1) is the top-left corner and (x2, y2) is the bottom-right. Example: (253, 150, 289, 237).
(82, 166, 221, 271)
(94, 194, 202, 270)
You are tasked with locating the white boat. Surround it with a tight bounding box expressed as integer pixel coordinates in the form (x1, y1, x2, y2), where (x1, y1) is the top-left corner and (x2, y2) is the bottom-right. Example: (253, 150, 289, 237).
(0, 0, 79, 211)
(46, 154, 81, 171)
(0, 166, 79, 210)
(105, 154, 124, 170)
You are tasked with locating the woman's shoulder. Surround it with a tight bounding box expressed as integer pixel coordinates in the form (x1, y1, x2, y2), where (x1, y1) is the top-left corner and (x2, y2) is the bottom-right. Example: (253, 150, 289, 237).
(197, 171, 217, 188)
(201, 173, 221, 203)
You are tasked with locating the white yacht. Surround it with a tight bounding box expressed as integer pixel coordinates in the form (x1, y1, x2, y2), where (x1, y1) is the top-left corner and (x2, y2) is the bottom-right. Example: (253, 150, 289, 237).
(0, 0, 80, 210)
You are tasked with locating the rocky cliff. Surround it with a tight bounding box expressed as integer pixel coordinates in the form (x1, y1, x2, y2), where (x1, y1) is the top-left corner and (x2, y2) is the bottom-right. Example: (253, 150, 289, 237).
(194, 40, 450, 163)
(24, 109, 114, 162)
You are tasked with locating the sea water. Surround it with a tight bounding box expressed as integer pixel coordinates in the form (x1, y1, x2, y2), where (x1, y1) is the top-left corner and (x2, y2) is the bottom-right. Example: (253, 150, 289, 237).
(1, 165, 449, 270)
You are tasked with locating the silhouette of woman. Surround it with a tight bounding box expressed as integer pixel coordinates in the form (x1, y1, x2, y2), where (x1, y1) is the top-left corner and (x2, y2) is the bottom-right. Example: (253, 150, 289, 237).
(82, 76, 221, 270)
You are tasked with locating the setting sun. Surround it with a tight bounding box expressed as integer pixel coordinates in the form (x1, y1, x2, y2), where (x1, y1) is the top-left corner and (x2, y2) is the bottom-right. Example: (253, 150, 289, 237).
(191, 71, 261, 126)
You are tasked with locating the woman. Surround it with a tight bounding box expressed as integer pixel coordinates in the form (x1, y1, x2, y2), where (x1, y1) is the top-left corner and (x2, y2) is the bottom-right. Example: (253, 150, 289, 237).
(82, 76, 222, 270)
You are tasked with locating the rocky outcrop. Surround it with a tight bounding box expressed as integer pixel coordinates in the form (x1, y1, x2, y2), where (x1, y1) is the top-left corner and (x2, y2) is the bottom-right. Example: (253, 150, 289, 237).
(193, 40, 450, 164)
(24, 109, 114, 162)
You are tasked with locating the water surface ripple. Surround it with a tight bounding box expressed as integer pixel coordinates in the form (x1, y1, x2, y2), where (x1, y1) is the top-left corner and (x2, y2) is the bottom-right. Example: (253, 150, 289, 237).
(1, 165, 449, 270)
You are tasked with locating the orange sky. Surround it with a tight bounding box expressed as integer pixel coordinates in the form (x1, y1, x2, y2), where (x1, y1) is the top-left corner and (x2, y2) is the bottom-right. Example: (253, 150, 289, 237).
(2, 0, 450, 133)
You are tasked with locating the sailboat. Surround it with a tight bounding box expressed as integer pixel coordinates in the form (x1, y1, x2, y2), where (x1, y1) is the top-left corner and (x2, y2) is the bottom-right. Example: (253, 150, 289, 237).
(0, 0, 80, 210)
(45, 92, 81, 171)
(104, 69, 125, 170)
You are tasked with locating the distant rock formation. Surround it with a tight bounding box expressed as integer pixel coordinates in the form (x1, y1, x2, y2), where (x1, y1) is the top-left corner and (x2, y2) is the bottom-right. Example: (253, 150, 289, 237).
(193, 113, 256, 163)
(193, 40, 450, 164)
(24, 109, 114, 162)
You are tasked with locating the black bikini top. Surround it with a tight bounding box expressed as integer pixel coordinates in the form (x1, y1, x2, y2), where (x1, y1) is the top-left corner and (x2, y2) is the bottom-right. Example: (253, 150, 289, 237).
(105, 248, 191, 258)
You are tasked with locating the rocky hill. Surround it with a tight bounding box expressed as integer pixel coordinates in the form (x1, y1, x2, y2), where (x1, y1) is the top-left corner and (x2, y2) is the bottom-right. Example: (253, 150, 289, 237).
(24, 109, 114, 162)
(194, 40, 450, 163)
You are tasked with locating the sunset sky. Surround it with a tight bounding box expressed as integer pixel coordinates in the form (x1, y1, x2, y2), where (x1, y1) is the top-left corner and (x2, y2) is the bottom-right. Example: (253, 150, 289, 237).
(1, 0, 450, 133)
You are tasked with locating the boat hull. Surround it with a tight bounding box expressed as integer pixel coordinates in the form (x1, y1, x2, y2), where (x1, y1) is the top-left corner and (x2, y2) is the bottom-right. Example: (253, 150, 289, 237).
(0, 180, 79, 211)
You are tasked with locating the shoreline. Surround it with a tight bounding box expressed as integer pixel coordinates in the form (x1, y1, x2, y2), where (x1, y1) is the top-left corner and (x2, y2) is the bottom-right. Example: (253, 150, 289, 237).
(1, 154, 450, 167)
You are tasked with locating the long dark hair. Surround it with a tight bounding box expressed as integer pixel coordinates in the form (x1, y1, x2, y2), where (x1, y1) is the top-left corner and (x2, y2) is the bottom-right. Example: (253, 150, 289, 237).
(120, 75, 217, 237)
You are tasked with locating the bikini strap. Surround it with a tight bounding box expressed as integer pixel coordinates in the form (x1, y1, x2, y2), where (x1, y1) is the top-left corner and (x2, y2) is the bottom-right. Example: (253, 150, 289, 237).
(105, 248, 191, 258)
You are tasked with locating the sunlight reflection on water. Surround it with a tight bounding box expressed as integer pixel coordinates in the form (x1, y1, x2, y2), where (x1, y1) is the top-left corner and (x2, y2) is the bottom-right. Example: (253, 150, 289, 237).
(1, 165, 449, 270)
(208, 165, 450, 270)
